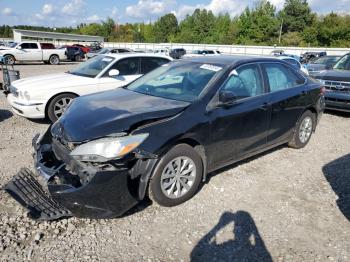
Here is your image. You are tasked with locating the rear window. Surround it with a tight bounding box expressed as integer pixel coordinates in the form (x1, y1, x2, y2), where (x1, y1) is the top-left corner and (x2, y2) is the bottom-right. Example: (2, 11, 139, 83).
(40, 43, 55, 49)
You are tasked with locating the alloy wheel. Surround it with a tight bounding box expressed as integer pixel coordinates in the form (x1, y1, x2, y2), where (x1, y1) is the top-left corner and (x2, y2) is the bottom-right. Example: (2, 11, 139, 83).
(5, 56, 14, 65)
(53, 97, 73, 119)
(160, 156, 197, 199)
(50, 56, 59, 65)
(299, 116, 313, 144)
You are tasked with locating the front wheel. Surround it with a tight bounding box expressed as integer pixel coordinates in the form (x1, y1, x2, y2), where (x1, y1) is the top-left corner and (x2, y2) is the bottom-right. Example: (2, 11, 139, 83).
(4, 55, 15, 65)
(49, 55, 60, 65)
(148, 144, 203, 207)
(288, 110, 315, 149)
(47, 93, 77, 122)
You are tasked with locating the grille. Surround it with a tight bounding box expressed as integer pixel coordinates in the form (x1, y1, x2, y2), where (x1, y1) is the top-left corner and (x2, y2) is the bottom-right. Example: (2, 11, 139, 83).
(324, 80, 350, 93)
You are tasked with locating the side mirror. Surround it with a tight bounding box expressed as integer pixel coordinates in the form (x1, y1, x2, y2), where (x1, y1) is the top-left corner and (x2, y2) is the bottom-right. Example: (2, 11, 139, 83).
(108, 69, 120, 77)
(16, 46, 22, 50)
(219, 90, 237, 104)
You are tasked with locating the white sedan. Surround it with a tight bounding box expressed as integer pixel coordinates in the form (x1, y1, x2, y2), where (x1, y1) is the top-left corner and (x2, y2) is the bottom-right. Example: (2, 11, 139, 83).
(7, 53, 172, 122)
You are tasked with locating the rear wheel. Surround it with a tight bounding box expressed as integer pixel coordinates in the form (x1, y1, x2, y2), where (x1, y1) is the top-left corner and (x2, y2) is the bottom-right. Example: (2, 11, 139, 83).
(49, 55, 60, 65)
(4, 55, 15, 65)
(47, 93, 77, 122)
(288, 110, 315, 149)
(148, 144, 203, 207)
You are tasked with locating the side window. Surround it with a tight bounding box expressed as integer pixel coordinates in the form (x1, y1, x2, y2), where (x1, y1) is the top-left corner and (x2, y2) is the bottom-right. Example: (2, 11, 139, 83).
(222, 64, 264, 99)
(111, 57, 140, 75)
(20, 43, 31, 49)
(141, 57, 169, 74)
(285, 59, 300, 69)
(264, 63, 305, 92)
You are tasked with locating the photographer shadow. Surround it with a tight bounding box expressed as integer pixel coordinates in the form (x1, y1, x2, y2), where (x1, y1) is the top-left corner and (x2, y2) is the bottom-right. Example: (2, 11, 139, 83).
(323, 154, 350, 221)
(191, 211, 272, 262)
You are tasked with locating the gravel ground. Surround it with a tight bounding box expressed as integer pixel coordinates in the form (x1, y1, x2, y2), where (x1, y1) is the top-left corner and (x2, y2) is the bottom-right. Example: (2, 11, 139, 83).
(0, 63, 350, 261)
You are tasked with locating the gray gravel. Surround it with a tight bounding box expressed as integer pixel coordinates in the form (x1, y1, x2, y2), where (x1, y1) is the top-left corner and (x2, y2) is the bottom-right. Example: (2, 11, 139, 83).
(0, 63, 350, 261)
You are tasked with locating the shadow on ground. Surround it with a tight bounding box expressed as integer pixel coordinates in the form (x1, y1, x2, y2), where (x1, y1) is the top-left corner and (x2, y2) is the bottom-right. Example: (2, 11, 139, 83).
(191, 211, 272, 262)
(0, 109, 13, 122)
(323, 154, 350, 221)
(325, 109, 350, 118)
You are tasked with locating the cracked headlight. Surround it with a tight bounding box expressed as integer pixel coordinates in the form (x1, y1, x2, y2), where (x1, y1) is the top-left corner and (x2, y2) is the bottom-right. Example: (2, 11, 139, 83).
(70, 134, 149, 162)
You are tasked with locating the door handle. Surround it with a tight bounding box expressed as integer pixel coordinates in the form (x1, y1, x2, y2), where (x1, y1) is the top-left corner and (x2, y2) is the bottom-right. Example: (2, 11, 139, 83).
(260, 102, 271, 111)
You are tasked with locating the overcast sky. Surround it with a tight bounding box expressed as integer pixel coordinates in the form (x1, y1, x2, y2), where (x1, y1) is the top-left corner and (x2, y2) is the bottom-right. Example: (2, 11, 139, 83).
(1, 0, 350, 27)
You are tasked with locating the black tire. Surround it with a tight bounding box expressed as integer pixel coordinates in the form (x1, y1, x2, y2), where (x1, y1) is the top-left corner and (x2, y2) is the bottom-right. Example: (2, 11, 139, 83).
(4, 55, 15, 65)
(148, 144, 203, 207)
(74, 55, 80, 61)
(288, 110, 315, 149)
(47, 93, 77, 122)
(49, 55, 60, 65)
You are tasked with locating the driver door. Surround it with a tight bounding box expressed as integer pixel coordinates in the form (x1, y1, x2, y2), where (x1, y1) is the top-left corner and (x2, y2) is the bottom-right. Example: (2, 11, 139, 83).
(98, 57, 142, 91)
(208, 64, 272, 167)
(16, 43, 41, 61)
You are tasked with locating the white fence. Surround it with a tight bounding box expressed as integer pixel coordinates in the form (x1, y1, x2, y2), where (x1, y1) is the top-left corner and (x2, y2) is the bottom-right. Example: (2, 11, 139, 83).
(101, 42, 349, 56)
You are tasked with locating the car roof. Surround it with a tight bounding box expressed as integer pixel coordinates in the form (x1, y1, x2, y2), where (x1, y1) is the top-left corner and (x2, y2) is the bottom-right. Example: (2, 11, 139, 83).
(181, 55, 287, 66)
(102, 53, 173, 60)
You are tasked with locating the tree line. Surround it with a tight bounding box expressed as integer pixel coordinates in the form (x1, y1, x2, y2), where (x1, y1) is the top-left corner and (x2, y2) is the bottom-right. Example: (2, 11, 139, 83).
(1, 0, 350, 47)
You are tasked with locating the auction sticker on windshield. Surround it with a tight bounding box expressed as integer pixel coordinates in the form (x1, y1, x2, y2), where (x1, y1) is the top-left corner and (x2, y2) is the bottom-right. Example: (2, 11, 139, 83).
(200, 64, 222, 72)
(102, 58, 113, 62)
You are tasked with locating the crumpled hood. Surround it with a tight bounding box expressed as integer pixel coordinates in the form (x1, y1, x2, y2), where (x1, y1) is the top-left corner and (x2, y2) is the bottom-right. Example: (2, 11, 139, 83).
(11, 73, 94, 92)
(53, 88, 190, 142)
(314, 69, 350, 82)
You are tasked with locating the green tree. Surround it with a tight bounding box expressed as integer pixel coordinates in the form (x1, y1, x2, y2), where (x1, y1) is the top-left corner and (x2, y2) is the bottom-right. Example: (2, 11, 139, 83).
(279, 0, 315, 33)
(236, 1, 280, 45)
(154, 13, 178, 42)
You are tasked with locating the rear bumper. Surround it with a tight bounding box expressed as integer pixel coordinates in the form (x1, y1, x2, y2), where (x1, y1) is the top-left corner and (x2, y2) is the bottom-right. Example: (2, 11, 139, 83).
(325, 92, 350, 112)
(5, 129, 158, 220)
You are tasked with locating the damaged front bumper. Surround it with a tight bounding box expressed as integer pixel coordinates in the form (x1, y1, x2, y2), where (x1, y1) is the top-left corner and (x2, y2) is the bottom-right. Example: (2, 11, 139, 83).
(5, 130, 158, 220)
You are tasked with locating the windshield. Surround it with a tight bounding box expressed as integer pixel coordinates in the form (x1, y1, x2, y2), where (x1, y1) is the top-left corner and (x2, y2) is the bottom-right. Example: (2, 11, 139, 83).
(313, 56, 340, 65)
(98, 48, 110, 54)
(333, 54, 350, 70)
(126, 62, 223, 102)
(68, 55, 114, 78)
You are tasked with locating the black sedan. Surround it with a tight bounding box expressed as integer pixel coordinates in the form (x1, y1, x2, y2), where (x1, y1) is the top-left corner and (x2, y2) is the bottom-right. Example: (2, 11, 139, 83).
(5, 56, 325, 220)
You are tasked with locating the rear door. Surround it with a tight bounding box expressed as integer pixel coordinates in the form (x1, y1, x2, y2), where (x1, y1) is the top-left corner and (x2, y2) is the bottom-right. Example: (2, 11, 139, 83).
(261, 62, 309, 145)
(208, 63, 272, 166)
(98, 57, 142, 91)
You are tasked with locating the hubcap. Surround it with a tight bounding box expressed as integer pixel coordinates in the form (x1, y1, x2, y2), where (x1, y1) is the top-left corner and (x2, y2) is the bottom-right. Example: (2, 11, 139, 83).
(53, 97, 73, 119)
(160, 156, 196, 199)
(299, 116, 312, 143)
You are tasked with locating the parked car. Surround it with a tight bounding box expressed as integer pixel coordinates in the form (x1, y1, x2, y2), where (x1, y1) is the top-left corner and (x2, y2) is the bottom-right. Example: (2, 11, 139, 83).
(6, 53, 172, 122)
(301, 51, 327, 64)
(86, 48, 132, 59)
(270, 49, 285, 56)
(276, 56, 309, 75)
(314, 53, 350, 112)
(72, 44, 90, 54)
(5, 56, 325, 220)
(169, 48, 186, 59)
(306, 55, 341, 77)
(0, 42, 66, 65)
(60, 46, 85, 61)
(183, 50, 221, 57)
